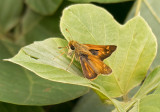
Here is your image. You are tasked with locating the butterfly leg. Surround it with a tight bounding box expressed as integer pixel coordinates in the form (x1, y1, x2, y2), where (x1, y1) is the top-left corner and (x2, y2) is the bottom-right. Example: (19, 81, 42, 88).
(58, 46, 69, 49)
(53, 51, 66, 60)
(53, 47, 68, 60)
(66, 53, 75, 71)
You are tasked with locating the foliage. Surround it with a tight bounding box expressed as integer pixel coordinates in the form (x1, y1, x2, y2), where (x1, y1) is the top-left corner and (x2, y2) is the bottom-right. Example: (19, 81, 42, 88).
(0, 0, 160, 112)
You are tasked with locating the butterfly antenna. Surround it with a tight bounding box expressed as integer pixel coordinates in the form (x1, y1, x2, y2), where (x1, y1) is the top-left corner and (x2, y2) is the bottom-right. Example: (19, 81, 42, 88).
(65, 28, 73, 41)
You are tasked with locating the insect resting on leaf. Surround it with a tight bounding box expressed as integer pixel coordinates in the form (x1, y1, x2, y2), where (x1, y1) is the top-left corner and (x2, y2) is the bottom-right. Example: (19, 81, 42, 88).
(59, 29, 117, 80)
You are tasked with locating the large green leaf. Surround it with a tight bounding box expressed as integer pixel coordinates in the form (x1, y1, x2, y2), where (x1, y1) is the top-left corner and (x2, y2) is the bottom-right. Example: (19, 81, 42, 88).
(126, 0, 160, 70)
(0, 102, 44, 112)
(139, 94, 160, 112)
(17, 1, 72, 45)
(7, 38, 94, 86)
(125, 67, 160, 111)
(0, 0, 23, 33)
(132, 67, 160, 99)
(7, 4, 157, 111)
(0, 39, 88, 105)
(25, 0, 63, 15)
(6, 38, 124, 111)
(69, 0, 133, 3)
(60, 4, 156, 96)
(129, 94, 160, 112)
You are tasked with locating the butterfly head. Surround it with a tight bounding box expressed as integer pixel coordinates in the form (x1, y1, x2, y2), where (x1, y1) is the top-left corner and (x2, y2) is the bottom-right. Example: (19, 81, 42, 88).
(68, 41, 77, 56)
(68, 40, 81, 51)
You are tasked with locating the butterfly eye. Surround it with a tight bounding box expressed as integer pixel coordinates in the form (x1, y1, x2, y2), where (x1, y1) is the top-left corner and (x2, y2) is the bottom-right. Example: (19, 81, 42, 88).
(70, 45, 75, 50)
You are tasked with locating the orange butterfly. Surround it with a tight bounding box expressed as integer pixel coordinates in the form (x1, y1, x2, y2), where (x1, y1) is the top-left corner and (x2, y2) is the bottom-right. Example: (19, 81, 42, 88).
(59, 29, 117, 80)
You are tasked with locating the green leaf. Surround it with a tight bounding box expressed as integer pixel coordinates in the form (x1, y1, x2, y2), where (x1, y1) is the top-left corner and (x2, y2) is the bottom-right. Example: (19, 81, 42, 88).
(126, 0, 160, 70)
(0, 102, 44, 112)
(7, 38, 92, 86)
(139, 94, 160, 112)
(0, 0, 23, 33)
(129, 95, 160, 112)
(23, 11, 63, 44)
(69, 0, 133, 3)
(60, 4, 157, 96)
(127, 67, 160, 111)
(6, 37, 124, 111)
(129, 101, 139, 112)
(25, 0, 63, 15)
(128, 67, 160, 112)
(18, 1, 72, 45)
(14, 9, 43, 45)
(72, 91, 114, 112)
(132, 67, 160, 99)
(154, 84, 160, 94)
(21, 9, 43, 37)
(0, 39, 89, 105)
(7, 4, 157, 110)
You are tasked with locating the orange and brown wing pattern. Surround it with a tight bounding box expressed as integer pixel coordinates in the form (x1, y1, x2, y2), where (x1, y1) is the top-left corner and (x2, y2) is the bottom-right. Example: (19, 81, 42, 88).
(87, 54, 112, 75)
(85, 44, 117, 61)
(80, 54, 112, 79)
(80, 54, 97, 79)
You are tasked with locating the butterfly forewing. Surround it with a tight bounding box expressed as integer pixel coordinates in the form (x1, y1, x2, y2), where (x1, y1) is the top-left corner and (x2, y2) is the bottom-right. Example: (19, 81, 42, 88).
(85, 44, 117, 60)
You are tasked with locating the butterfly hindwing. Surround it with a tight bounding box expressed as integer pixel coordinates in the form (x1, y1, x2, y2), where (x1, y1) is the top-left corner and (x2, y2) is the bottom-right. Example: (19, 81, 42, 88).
(80, 54, 112, 79)
(87, 54, 112, 75)
(80, 54, 97, 79)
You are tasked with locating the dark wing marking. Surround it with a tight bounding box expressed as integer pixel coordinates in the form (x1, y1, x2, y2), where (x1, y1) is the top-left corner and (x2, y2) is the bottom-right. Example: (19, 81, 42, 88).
(89, 49, 99, 55)
(85, 44, 117, 61)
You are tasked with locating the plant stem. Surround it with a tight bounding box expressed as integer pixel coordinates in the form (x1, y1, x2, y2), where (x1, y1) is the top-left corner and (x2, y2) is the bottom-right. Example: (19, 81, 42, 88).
(143, 0, 160, 23)
(89, 81, 125, 112)
(135, 0, 142, 16)
(122, 94, 128, 102)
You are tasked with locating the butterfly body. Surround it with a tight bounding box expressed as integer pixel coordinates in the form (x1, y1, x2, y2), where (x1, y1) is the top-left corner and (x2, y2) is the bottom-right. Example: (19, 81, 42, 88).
(67, 40, 117, 80)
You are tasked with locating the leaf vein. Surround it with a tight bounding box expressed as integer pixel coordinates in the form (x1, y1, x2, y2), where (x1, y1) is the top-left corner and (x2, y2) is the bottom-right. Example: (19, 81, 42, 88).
(69, 10, 98, 44)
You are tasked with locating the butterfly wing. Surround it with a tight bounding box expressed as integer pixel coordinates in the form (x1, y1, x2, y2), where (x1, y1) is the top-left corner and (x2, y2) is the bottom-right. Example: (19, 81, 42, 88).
(80, 54, 97, 79)
(80, 54, 112, 79)
(84, 44, 117, 61)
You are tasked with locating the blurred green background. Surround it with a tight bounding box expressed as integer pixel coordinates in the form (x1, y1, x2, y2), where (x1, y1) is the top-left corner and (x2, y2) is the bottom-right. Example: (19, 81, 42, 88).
(1, 0, 160, 112)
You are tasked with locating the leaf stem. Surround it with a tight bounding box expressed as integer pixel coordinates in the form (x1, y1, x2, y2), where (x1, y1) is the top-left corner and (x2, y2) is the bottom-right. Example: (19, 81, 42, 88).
(89, 81, 125, 112)
(122, 94, 129, 102)
(135, 0, 142, 16)
(124, 100, 137, 111)
(143, 0, 160, 23)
